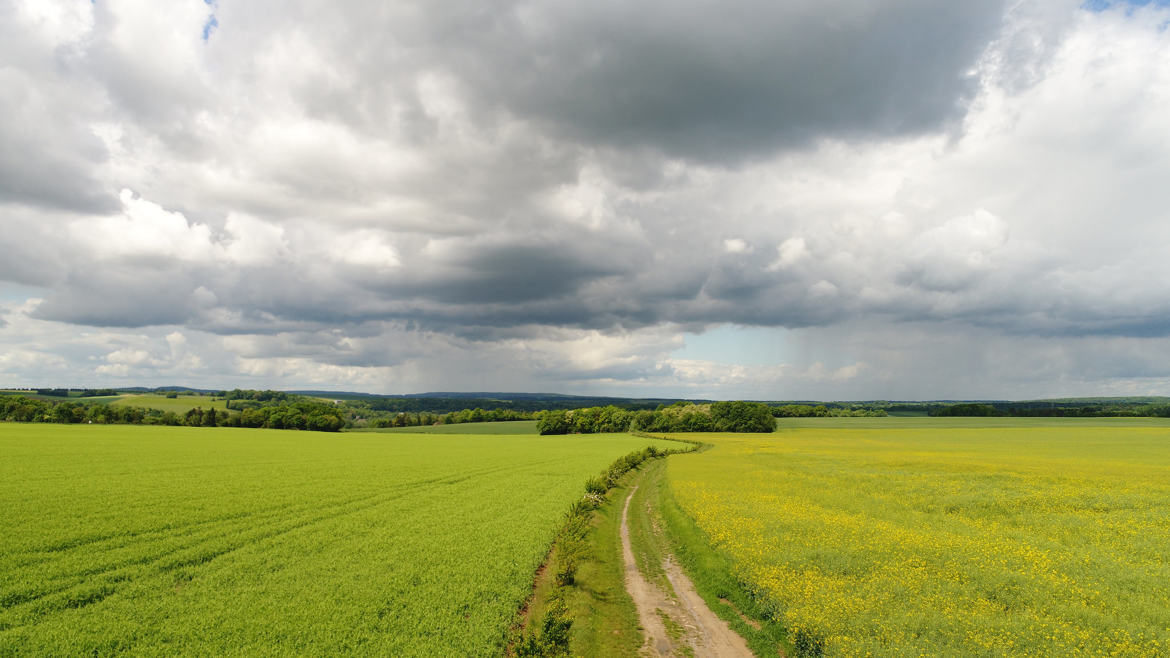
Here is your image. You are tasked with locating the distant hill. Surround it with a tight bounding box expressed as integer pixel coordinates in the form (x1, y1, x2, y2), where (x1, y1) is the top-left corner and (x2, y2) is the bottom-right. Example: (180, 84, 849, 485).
(99, 386, 220, 394)
(8, 386, 1170, 415)
(291, 393, 711, 413)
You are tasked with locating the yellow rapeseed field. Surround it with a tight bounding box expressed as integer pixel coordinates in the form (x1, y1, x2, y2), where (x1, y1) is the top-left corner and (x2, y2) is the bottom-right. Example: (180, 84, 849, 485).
(666, 419, 1170, 656)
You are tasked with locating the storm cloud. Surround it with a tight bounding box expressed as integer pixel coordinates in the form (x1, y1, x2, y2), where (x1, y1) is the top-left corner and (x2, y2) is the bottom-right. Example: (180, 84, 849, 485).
(3, 0, 1170, 398)
(418, 0, 1006, 160)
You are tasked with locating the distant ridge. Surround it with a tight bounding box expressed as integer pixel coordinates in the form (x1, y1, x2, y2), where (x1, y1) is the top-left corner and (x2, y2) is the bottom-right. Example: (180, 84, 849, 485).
(8, 386, 1169, 409)
(288, 390, 714, 404)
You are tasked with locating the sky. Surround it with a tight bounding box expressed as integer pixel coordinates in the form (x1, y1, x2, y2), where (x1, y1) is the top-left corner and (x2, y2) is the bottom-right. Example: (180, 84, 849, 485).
(2, 0, 1170, 400)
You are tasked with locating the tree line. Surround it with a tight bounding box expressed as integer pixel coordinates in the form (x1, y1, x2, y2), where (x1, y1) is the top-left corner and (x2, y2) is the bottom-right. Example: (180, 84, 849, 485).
(26, 388, 120, 398)
(0, 393, 539, 433)
(352, 395, 686, 414)
(0, 394, 345, 432)
(929, 402, 1170, 417)
(231, 402, 345, 431)
(358, 407, 536, 429)
(2, 395, 199, 427)
(772, 404, 888, 417)
(216, 390, 537, 428)
(536, 401, 777, 435)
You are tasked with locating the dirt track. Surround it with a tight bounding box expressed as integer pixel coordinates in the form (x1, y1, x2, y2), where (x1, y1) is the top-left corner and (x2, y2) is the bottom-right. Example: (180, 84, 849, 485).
(620, 483, 752, 657)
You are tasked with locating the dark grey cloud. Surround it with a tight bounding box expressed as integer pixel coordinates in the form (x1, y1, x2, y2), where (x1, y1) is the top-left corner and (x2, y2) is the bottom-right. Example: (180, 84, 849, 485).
(423, 0, 1006, 161)
(31, 269, 200, 328)
(402, 241, 632, 304)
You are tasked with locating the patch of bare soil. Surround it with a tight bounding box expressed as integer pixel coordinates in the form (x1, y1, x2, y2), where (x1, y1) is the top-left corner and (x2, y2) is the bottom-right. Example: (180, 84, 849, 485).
(620, 485, 753, 657)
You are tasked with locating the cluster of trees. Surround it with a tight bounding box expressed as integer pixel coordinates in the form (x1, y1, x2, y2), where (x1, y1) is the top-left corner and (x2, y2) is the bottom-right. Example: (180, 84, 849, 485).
(31, 388, 120, 398)
(220, 389, 298, 409)
(772, 404, 888, 418)
(1142, 404, 1170, 417)
(233, 402, 344, 431)
(361, 407, 536, 429)
(537, 401, 776, 435)
(536, 406, 635, 435)
(441, 407, 533, 424)
(929, 403, 999, 417)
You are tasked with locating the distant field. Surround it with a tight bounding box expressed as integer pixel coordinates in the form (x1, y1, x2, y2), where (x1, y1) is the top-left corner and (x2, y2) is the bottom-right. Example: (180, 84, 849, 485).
(0, 391, 123, 404)
(778, 415, 1170, 429)
(352, 420, 539, 434)
(0, 424, 674, 655)
(667, 419, 1170, 656)
(109, 394, 228, 413)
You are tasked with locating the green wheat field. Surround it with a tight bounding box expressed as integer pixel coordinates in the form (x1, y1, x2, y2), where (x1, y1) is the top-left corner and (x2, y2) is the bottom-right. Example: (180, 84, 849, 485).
(0, 424, 673, 656)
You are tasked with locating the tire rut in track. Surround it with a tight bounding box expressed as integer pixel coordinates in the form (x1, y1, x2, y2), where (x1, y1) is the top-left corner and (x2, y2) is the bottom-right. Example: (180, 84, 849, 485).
(620, 481, 752, 657)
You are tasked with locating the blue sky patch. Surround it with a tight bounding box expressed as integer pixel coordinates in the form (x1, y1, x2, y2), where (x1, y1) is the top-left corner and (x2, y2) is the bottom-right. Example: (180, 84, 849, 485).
(675, 325, 796, 366)
(202, 14, 218, 41)
(1084, 0, 1170, 11)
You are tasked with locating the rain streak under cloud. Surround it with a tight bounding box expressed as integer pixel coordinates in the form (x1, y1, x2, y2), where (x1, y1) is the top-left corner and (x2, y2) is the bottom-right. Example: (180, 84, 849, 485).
(3, 0, 1170, 399)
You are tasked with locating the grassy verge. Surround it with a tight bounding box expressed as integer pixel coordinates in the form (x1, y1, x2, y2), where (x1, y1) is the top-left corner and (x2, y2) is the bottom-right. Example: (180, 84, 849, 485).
(509, 439, 699, 656)
(515, 472, 644, 656)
